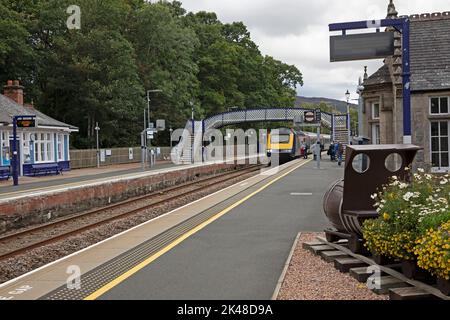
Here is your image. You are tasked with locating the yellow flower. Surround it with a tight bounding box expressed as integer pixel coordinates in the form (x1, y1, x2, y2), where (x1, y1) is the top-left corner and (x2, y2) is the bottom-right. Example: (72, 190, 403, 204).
(383, 212, 390, 221)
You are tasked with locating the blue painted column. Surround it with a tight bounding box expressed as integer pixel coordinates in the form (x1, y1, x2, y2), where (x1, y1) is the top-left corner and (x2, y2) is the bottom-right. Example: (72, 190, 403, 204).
(402, 18, 412, 144)
(12, 117, 18, 185)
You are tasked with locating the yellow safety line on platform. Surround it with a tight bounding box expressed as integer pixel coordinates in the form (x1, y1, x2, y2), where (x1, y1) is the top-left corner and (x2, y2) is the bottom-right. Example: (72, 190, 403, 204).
(83, 159, 311, 300)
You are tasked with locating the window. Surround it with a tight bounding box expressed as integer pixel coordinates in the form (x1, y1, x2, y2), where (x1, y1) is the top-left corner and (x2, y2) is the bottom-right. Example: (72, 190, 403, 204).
(57, 134, 63, 161)
(22, 132, 31, 164)
(372, 124, 380, 145)
(1, 131, 10, 162)
(271, 135, 290, 144)
(430, 97, 449, 115)
(372, 103, 380, 119)
(34, 132, 54, 163)
(431, 121, 449, 171)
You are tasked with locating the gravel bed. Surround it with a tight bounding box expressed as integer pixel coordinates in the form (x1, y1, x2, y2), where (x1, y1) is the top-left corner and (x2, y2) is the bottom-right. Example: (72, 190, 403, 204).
(277, 233, 388, 300)
(0, 170, 259, 284)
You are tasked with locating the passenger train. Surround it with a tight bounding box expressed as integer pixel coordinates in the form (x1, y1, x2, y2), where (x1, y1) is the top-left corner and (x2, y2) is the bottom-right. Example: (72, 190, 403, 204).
(266, 128, 331, 163)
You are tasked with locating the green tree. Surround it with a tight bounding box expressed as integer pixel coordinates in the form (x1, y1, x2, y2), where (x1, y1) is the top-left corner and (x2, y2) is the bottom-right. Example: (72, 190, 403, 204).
(0, 0, 36, 97)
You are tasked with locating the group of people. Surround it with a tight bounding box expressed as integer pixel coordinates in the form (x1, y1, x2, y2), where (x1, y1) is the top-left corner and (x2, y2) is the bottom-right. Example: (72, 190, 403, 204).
(300, 141, 325, 160)
(327, 141, 344, 166)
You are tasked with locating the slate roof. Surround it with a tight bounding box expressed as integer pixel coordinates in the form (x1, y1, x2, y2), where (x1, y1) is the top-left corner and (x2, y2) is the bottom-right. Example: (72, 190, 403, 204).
(410, 18, 450, 92)
(363, 64, 392, 87)
(0, 94, 78, 131)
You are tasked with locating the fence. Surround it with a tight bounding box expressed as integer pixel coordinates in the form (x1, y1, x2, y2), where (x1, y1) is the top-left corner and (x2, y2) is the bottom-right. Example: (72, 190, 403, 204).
(69, 147, 172, 169)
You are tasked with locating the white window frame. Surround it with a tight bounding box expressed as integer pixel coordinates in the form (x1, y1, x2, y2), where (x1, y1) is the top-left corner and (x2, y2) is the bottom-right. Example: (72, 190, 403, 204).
(430, 97, 450, 115)
(430, 120, 450, 172)
(372, 124, 381, 145)
(33, 132, 54, 163)
(1, 131, 10, 163)
(371, 102, 380, 120)
(22, 132, 31, 164)
(57, 134, 64, 161)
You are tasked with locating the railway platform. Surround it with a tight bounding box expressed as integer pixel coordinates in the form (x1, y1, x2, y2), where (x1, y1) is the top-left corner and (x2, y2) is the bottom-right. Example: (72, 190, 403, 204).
(0, 161, 177, 200)
(0, 158, 344, 300)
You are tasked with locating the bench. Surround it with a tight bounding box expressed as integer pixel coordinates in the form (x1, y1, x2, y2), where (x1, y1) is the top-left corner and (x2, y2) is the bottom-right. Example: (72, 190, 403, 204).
(0, 166, 11, 181)
(31, 163, 62, 176)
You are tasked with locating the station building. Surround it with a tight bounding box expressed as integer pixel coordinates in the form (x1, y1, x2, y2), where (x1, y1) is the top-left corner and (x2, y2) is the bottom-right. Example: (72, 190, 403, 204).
(361, 1, 450, 172)
(0, 80, 78, 176)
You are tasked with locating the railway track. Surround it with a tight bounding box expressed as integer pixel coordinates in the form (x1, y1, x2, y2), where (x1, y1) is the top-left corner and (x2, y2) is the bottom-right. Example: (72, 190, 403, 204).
(0, 165, 263, 261)
(304, 237, 450, 301)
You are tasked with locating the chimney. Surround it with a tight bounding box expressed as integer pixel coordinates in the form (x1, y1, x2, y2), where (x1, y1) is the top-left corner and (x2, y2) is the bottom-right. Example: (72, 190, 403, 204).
(3, 80, 24, 105)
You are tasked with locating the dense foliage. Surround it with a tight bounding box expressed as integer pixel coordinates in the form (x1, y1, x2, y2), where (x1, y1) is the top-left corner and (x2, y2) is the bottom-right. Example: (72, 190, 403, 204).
(0, 0, 303, 148)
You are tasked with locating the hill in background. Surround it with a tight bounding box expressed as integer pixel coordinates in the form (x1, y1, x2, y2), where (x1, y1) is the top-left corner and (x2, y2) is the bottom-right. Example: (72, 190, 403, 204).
(295, 96, 358, 113)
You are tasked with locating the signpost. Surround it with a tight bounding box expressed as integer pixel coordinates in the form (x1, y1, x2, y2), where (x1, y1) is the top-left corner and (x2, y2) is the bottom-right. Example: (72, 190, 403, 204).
(296, 110, 322, 169)
(329, 18, 411, 144)
(12, 115, 36, 186)
(304, 111, 316, 124)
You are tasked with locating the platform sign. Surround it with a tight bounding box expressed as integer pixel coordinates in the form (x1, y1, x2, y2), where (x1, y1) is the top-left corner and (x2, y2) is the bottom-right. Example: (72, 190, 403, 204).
(330, 32, 394, 62)
(304, 111, 316, 124)
(156, 119, 165, 131)
(16, 118, 36, 128)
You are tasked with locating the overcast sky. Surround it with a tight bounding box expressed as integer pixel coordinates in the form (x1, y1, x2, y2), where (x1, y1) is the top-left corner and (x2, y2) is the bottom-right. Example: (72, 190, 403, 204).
(178, 0, 450, 101)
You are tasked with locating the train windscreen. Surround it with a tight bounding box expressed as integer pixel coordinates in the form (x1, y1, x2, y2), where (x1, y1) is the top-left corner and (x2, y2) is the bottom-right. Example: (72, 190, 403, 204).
(271, 135, 290, 144)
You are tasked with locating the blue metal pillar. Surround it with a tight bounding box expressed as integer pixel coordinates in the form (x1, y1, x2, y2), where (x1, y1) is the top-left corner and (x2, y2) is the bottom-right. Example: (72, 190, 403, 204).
(12, 117, 18, 186)
(401, 18, 412, 144)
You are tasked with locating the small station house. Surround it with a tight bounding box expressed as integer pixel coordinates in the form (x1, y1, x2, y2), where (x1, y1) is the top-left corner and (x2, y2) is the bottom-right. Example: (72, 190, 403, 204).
(0, 80, 78, 177)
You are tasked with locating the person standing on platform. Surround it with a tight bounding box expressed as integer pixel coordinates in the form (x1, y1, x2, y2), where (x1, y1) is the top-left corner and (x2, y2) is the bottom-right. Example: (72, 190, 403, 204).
(301, 141, 307, 159)
(333, 142, 339, 162)
(328, 142, 336, 161)
(337, 143, 344, 166)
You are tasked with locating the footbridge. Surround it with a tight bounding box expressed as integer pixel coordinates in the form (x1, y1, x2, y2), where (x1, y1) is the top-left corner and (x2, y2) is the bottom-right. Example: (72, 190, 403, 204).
(173, 107, 350, 163)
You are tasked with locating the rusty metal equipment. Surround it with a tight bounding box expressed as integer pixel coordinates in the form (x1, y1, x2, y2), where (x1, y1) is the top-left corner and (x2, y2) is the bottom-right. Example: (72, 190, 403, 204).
(323, 144, 422, 253)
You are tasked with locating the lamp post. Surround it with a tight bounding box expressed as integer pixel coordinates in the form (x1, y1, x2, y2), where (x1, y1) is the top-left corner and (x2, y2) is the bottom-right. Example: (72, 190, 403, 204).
(95, 122, 100, 168)
(169, 127, 173, 148)
(145, 89, 162, 169)
(357, 82, 365, 139)
(147, 89, 163, 129)
(345, 90, 351, 145)
(190, 101, 195, 121)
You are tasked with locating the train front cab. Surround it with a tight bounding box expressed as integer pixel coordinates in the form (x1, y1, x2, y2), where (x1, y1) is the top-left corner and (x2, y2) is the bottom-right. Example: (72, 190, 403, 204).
(267, 129, 296, 164)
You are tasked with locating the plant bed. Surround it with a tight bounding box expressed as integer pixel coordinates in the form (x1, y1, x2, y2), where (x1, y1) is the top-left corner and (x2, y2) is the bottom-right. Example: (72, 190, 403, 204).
(437, 277, 450, 296)
(372, 254, 396, 266)
(401, 261, 435, 284)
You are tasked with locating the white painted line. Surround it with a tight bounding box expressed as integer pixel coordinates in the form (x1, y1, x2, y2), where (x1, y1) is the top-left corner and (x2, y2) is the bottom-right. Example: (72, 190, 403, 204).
(240, 182, 249, 187)
(290, 192, 311, 196)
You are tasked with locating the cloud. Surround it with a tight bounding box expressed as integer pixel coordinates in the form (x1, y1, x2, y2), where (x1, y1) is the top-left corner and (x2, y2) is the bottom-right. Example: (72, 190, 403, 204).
(180, 0, 450, 100)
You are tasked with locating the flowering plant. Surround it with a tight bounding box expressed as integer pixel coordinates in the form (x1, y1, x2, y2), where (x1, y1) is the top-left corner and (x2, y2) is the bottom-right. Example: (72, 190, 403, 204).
(415, 220, 450, 280)
(362, 169, 449, 261)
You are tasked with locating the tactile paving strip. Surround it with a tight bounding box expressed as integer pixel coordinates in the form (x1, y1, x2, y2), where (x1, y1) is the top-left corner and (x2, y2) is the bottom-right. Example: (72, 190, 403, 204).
(40, 205, 232, 300)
